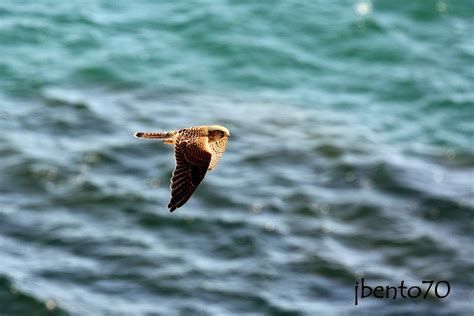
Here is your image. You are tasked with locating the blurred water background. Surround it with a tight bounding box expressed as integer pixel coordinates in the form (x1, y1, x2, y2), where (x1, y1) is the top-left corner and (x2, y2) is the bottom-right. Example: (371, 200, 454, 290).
(0, 0, 473, 315)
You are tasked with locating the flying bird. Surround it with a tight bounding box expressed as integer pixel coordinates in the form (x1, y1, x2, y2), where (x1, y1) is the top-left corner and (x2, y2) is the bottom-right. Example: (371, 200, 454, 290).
(134, 125, 230, 212)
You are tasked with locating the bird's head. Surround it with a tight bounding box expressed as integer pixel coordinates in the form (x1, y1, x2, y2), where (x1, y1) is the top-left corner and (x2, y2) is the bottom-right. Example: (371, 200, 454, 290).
(208, 125, 230, 141)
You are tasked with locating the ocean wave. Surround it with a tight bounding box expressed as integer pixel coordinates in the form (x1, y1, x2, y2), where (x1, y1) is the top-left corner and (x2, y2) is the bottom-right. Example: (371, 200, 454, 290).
(0, 275, 68, 315)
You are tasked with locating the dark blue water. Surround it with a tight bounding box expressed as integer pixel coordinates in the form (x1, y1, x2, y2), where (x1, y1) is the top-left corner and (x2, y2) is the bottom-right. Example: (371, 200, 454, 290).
(0, 0, 473, 315)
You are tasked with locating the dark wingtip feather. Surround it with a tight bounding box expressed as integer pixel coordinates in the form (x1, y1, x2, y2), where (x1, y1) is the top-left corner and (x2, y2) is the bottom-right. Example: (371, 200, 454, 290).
(134, 132, 144, 138)
(168, 202, 176, 212)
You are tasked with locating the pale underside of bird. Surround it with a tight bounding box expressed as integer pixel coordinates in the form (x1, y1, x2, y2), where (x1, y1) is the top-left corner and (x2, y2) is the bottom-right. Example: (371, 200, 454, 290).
(134, 125, 230, 212)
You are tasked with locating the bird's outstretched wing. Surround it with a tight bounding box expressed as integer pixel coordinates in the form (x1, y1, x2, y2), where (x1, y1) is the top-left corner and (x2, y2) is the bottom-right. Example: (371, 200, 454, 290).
(168, 137, 212, 212)
(208, 137, 228, 171)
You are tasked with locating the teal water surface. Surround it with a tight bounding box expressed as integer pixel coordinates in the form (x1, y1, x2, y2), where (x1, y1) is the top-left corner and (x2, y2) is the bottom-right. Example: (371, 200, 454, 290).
(0, 0, 473, 315)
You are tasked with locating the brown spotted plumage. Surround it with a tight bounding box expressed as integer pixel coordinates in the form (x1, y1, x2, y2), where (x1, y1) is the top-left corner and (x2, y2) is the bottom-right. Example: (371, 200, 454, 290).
(134, 125, 230, 212)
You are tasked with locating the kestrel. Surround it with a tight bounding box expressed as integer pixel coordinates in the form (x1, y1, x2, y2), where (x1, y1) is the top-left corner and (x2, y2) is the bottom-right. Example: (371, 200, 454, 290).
(134, 125, 230, 212)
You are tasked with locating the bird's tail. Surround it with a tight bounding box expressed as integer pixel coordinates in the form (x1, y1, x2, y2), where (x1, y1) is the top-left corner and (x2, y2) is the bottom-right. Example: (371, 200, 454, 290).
(134, 131, 176, 140)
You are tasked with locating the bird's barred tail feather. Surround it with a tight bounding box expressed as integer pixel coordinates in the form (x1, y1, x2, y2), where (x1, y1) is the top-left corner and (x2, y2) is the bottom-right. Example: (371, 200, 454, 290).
(134, 131, 175, 139)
